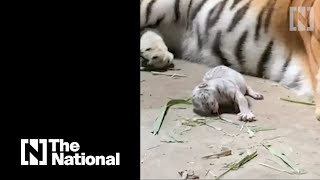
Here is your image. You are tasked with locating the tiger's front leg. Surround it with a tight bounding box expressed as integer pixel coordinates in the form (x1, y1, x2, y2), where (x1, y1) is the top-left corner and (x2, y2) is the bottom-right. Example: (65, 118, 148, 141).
(140, 29, 174, 70)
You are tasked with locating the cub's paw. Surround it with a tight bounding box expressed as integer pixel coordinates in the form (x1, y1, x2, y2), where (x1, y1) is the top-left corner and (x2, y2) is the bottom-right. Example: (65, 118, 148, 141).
(237, 111, 256, 122)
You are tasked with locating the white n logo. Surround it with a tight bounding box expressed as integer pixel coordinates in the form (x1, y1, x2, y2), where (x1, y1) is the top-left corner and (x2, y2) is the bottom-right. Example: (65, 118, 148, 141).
(21, 139, 47, 165)
(289, 7, 314, 31)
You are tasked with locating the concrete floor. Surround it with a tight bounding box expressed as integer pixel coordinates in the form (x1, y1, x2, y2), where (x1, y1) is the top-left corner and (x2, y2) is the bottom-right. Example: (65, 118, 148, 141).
(140, 60, 320, 179)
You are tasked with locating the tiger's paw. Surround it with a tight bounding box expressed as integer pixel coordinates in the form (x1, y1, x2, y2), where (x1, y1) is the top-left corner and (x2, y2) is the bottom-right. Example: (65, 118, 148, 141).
(140, 30, 174, 70)
(140, 49, 173, 69)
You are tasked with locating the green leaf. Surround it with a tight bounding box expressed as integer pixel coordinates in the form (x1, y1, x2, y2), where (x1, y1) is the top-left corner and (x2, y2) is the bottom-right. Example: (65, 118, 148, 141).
(262, 144, 304, 174)
(251, 127, 276, 133)
(215, 150, 258, 179)
(247, 127, 255, 138)
(259, 163, 303, 175)
(280, 97, 315, 106)
(151, 98, 192, 135)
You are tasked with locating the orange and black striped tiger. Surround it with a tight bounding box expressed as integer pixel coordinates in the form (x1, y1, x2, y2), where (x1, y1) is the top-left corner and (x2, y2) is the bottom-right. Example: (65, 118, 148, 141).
(140, 0, 320, 121)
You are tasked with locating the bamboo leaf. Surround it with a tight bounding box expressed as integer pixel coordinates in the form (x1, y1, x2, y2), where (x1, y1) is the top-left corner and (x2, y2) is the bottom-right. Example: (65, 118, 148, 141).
(251, 127, 276, 133)
(215, 150, 258, 179)
(202, 149, 232, 160)
(259, 163, 298, 175)
(262, 144, 305, 174)
(280, 97, 315, 106)
(247, 127, 255, 138)
(151, 99, 192, 135)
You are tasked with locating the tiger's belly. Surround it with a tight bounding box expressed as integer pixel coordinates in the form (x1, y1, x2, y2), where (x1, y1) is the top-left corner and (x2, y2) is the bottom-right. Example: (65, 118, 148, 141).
(178, 0, 283, 77)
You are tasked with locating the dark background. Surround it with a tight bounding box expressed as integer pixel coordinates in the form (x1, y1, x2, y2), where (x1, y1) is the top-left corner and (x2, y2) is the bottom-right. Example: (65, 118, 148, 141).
(5, 1, 140, 178)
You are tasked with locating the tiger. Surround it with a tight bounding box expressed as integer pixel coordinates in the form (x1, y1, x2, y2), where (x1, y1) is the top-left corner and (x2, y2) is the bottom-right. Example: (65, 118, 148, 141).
(140, 0, 320, 121)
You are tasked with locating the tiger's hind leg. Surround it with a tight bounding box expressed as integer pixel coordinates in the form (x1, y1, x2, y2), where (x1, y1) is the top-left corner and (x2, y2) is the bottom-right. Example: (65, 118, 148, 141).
(140, 29, 174, 70)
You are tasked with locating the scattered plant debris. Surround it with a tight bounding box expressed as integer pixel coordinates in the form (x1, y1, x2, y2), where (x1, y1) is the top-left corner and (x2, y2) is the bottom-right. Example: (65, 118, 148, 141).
(247, 127, 255, 138)
(262, 144, 306, 174)
(259, 163, 298, 175)
(181, 117, 207, 127)
(246, 126, 276, 138)
(216, 150, 258, 179)
(151, 71, 187, 78)
(205, 123, 235, 137)
(161, 134, 185, 143)
(251, 127, 276, 133)
(178, 170, 200, 179)
(280, 97, 315, 106)
(202, 148, 232, 159)
(147, 145, 160, 150)
(151, 98, 192, 135)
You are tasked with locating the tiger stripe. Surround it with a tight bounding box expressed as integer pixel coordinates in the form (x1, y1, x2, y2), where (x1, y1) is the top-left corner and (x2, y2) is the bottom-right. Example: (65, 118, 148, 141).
(264, 0, 276, 33)
(235, 30, 248, 68)
(216, 86, 222, 96)
(257, 40, 274, 78)
(227, 0, 252, 32)
(141, 15, 165, 31)
(255, 4, 268, 41)
(279, 52, 292, 82)
(205, 0, 228, 35)
(197, 23, 203, 49)
(186, 0, 193, 29)
(191, 0, 208, 20)
(145, 0, 157, 24)
(230, 0, 242, 10)
(174, 0, 181, 22)
(212, 31, 232, 67)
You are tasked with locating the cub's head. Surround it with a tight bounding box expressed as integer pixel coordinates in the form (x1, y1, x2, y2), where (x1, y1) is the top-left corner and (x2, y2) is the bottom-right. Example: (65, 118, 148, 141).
(192, 83, 219, 116)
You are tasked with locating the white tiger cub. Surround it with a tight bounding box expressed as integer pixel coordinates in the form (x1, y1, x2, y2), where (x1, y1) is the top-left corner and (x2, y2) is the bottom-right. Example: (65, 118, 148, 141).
(140, 0, 320, 121)
(192, 65, 263, 121)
